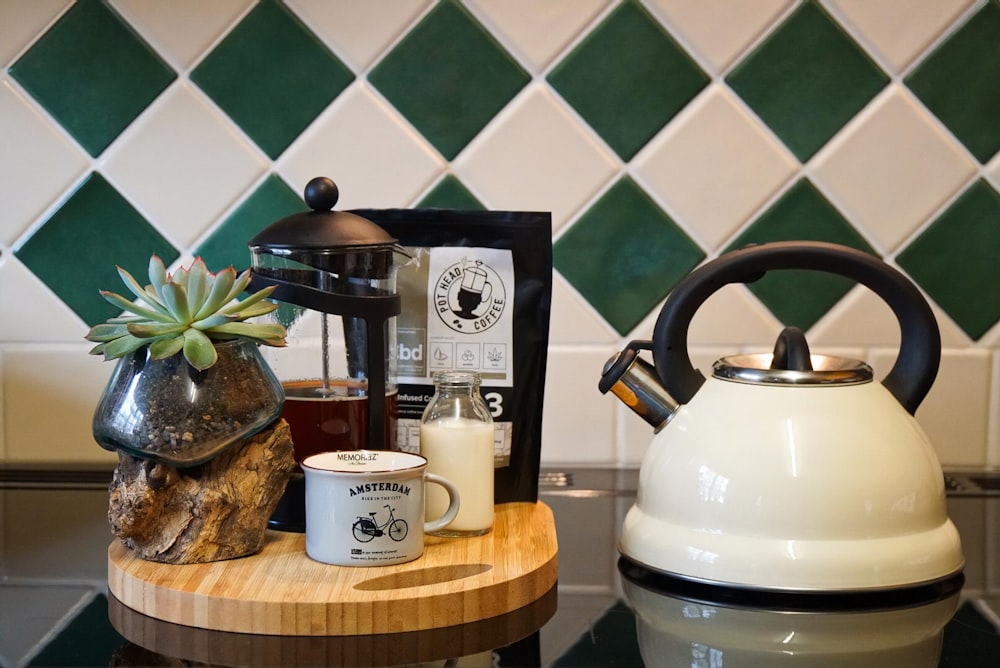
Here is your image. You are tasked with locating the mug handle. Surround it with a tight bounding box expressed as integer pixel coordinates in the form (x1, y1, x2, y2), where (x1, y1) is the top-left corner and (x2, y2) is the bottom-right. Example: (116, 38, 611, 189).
(424, 473, 461, 533)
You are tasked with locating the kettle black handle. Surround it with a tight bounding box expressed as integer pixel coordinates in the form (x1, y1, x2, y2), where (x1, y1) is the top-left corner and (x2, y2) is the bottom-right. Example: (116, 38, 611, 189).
(652, 241, 940, 415)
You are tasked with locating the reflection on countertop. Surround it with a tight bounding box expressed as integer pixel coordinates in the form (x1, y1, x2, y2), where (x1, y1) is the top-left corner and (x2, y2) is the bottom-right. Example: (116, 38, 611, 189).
(0, 467, 998, 667)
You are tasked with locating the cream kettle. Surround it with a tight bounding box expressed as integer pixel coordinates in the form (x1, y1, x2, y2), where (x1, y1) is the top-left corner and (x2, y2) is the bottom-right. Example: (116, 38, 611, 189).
(600, 241, 964, 592)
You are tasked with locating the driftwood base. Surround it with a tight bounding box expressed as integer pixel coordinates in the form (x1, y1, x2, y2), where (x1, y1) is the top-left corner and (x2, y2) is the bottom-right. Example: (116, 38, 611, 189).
(108, 419, 296, 564)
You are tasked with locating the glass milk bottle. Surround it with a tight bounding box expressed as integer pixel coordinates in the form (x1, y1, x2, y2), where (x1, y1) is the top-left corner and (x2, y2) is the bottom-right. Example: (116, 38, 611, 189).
(420, 370, 494, 536)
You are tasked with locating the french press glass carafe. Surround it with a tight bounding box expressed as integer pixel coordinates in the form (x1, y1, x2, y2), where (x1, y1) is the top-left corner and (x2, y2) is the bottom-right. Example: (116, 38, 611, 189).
(249, 177, 408, 531)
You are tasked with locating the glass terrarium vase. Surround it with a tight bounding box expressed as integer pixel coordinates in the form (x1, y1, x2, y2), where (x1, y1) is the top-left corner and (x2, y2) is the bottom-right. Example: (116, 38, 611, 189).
(93, 339, 284, 467)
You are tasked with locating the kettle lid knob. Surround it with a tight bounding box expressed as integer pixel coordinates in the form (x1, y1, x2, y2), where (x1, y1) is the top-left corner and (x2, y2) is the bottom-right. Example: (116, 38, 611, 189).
(770, 326, 812, 371)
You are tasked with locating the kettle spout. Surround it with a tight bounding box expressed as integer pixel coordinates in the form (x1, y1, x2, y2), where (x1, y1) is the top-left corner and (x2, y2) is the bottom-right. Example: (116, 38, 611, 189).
(599, 342, 679, 432)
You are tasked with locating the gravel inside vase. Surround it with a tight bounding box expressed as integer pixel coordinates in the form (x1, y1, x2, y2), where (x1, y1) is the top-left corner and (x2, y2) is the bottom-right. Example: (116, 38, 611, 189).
(93, 339, 284, 466)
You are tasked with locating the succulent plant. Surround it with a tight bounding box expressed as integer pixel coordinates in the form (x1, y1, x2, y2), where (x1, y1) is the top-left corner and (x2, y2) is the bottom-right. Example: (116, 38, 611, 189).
(86, 255, 286, 371)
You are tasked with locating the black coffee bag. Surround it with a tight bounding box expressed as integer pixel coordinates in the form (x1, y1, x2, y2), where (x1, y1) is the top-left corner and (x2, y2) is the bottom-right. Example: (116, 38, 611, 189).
(352, 208, 552, 503)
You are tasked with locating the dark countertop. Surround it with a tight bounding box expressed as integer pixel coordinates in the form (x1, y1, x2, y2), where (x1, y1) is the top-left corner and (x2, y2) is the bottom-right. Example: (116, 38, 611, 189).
(1, 468, 998, 667)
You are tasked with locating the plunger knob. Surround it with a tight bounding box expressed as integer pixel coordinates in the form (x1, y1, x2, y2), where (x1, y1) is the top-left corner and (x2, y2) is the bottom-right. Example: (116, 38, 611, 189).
(304, 177, 339, 211)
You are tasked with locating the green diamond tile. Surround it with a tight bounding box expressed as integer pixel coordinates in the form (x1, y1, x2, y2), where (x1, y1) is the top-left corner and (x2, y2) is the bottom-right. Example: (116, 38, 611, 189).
(9, 0, 175, 158)
(897, 180, 1000, 341)
(368, 0, 530, 160)
(15, 173, 179, 327)
(725, 179, 878, 330)
(417, 175, 484, 210)
(547, 0, 708, 162)
(727, 1, 888, 162)
(554, 177, 705, 335)
(195, 174, 303, 273)
(905, 1, 1000, 164)
(191, 0, 354, 159)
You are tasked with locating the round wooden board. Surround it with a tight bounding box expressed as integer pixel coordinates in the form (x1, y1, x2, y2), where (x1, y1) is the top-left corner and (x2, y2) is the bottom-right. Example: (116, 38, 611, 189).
(109, 502, 558, 636)
(108, 586, 557, 666)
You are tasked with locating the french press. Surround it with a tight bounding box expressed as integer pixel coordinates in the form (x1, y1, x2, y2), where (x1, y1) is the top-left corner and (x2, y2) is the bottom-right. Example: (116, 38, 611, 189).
(249, 177, 408, 531)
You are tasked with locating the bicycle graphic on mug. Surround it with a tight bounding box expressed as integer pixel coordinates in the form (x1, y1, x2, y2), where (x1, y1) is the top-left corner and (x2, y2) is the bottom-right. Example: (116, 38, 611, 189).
(352, 504, 409, 542)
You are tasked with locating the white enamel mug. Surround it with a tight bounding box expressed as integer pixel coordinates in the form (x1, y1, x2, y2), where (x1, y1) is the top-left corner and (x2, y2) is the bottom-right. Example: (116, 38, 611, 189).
(302, 450, 460, 566)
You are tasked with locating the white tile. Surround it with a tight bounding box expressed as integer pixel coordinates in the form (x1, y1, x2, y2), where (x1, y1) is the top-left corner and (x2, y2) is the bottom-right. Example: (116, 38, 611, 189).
(464, 0, 611, 72)
(688, 284, 783, 346)
(103, 82, 267, 247)
(618, 346, 730, 465)
(549, 274, 617, 345)
(285, 0, 430, 73)
(810, 283, 971, 348)
(808, 284, 900, 348)
(279, 83, 444, 210)
(812, 88, 976, 253)
(626, 287, 783, 348)
(454, 85, 618, 233)
(646, 0, 794, 74)
(110, 0, 253, 70)
(0, 0, 70, 66)
(869, 348, 991, 468)
(632, 87, 798, 251)
(541, 347, 617, 464)
(611, 401, 651, 467)
(986, 151, 1000, 194)
(981, 316, 1000, 348)
(0, 80, 88, 246)
(620, 281, 782, 346)
(823, 0, 975, 74)
(619, 402, 653, 466)
(3, 347, 118, 465)
(0, 258, 87, 343)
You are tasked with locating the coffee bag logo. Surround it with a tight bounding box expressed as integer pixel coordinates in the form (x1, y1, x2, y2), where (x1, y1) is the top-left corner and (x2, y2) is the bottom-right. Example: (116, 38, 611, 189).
(434, 258, 507, 332)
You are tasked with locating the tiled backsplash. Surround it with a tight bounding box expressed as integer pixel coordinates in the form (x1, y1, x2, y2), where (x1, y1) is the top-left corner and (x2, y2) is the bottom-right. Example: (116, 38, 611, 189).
(1, 0, 999, 468)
